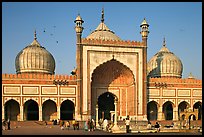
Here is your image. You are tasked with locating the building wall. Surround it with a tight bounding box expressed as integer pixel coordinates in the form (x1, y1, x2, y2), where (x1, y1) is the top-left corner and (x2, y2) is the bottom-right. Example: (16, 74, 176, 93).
(147, 77, 202, 121)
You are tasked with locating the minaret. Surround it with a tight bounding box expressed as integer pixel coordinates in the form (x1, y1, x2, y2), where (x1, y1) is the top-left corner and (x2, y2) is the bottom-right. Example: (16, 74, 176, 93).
(74, 14, 84, 43)
(74, 14, 84, 120)
(140, 18, 149, 120)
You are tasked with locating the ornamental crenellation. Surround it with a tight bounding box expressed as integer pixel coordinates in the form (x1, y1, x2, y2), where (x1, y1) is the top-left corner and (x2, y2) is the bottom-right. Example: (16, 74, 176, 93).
(81, 38, 143, 47)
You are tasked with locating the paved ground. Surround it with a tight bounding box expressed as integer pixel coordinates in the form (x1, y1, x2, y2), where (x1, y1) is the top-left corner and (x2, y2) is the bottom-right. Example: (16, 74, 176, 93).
(2, 125, 202, 135)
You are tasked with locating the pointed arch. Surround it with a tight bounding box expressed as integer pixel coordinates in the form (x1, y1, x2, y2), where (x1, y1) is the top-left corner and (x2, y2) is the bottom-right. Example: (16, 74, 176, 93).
(42, 99, 57, 121)
(24, 99, 39, 120)
(147, 101, 159, 121)
(162, 101, 173, 120)
(4, 99, 20, 121)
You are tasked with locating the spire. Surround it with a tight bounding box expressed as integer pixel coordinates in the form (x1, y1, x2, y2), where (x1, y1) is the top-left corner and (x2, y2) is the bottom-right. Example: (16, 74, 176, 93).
(163, 37, 166, 47)
(101, 7, 104, 23)
(34, 30, 37, 40)
(31, 30, 41, 46)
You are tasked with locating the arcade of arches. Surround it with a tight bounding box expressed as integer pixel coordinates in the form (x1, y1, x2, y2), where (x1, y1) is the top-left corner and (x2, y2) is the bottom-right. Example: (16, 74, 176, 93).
(4, 99, 75, 121)
(147, 101, 202, 121)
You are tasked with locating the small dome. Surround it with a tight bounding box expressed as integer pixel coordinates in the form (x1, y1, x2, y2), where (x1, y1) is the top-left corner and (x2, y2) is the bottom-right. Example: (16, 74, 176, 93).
(147, 38, 183, 78)
(140, 18, 149, 27)
(15, 31, 55, 74)
(86, 8, 121, 41)
(74, 14, 84, 23)
(87, 22, 121, 41)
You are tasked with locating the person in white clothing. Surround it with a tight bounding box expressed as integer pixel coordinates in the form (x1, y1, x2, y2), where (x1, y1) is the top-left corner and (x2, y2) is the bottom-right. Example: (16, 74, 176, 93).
(125, 116, 130, 133)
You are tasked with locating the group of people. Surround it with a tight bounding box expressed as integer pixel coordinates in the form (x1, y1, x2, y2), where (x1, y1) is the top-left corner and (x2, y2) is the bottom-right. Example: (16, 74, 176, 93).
(2, 119, 10, 130)
(59, 120, 79, 130)
(84, 119, 95, 131)
(147, 121, 160, 132)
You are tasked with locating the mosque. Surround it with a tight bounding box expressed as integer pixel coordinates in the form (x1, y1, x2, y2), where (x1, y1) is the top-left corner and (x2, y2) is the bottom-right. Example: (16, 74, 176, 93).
(2, 9, 202, 125)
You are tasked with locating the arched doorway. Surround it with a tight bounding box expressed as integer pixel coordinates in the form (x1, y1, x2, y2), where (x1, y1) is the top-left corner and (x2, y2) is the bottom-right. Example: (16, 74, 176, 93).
(60, 100, 75, 120)
(178, 101, 189, 120)
(163, 101, 173, 120)
(98, 92, 115, 120)
(42, 100, 57, 121)
(147, 101, 158, 121)
(4, 99, 20, 121)
(91, 59, 135, 118)
(193, 101, 202, 120)
(24, 100, 39, 120)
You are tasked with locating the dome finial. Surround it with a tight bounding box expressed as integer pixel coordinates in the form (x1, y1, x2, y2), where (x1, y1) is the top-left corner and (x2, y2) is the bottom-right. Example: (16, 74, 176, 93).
(163, 37, 166, 47)
(34, 30, 37, 40)
(101, 7, 104, 23)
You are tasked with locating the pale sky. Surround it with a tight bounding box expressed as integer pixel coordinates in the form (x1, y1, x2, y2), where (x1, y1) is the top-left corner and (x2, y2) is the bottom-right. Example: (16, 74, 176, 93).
(2, 2, 202, 79)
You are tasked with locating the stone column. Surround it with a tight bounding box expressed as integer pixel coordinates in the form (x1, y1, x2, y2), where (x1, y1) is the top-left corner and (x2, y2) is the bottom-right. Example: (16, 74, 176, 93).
(111, 97, 120, 132)
(57, 106, 60, 120)
(95, 103, 99, 128)
(20, 106, 24, 121)
(114, 99, 118, 125)
(39, 106, 42, 121)
(157, 106, 163, 121)
(173, 107, 178, 121)
(2, 106, 4, 120)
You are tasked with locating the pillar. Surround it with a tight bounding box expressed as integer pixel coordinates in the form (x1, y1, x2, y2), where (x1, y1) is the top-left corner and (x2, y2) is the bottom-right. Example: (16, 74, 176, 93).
(39, 106, 42, 121)
(95, 104, 99, 127)
(2, 106, 4, 120)
(173, 107, 178, 121)
(114, 99, 118, 125)
(157, 106, 163, 121)
(57, 106, 60, 120)
(111, 97, 120, 132)
(20, 106, 24, 121)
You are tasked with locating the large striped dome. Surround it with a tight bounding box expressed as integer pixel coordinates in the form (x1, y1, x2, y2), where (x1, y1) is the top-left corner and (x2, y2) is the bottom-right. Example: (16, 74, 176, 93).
(15, 31, 55, 74)
(147, 38, 183, 78)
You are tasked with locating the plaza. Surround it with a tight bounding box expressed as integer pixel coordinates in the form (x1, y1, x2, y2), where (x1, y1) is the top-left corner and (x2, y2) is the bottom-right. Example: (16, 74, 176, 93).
(2, 123, 202, 135)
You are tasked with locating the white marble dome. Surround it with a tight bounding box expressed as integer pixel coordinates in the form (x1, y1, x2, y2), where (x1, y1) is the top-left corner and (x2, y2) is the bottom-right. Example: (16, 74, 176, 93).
(15, 32, 55, 74)
(147, 39, 183, 78)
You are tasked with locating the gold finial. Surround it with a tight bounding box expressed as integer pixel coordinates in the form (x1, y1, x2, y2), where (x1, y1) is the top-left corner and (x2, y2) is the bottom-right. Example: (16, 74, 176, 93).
(34, 30, 37, 40)
(101, 7, 104, 23)
(163, 37, 166, 47)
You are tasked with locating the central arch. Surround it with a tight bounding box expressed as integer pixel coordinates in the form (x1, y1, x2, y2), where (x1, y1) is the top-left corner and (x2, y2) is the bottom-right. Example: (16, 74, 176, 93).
(91, 59, 135, 119)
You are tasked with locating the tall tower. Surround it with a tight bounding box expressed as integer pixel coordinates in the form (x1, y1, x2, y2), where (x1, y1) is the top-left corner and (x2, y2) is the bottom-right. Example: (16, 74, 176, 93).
(140, 18, 149, 120)
(74, 14, 84, 120)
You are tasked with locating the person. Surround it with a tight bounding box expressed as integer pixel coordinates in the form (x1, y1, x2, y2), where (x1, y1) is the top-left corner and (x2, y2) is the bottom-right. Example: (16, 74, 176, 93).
(155, 122, 160, 132)
(65, 121, 70, 130)
(147, 121, 152, 130)
(72, 120, 76, 130)
(2, 120, 6, 130)
(103, 119, 108, 131)
(84, 120, 88, 131)
(125, 116, 130, 133)
(91, 119, 95, 131)
(7, 119, 10, 130)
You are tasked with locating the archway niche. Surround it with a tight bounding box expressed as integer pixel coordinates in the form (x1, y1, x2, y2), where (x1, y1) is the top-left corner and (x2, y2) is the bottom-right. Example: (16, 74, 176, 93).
(162, 101, 173, 120)
(42, 99, 57, 121)
(60, 99, 75, 120)
(193, 101, 202, 120)
(147, 101, 158, 121)
(24, 99, 39, 120)
(4, 99, 20, 121)
(178, 101, 190, 120)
